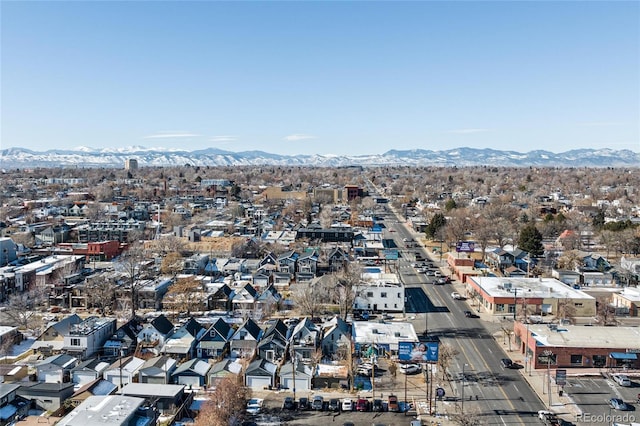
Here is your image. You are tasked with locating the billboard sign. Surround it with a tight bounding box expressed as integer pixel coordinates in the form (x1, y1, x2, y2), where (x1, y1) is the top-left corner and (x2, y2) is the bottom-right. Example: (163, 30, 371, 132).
(384, 249, 399, 260)
(555, 369, 567, 386)
(398, 341, 439, 362)
(456, 241, 475, 252)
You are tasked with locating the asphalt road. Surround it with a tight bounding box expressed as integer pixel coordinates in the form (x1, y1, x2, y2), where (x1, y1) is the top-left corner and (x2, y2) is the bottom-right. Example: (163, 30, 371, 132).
(381, 209, 548, 425)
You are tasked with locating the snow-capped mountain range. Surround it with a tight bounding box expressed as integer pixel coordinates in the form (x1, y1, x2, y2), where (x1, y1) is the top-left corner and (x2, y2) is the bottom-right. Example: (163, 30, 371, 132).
(0, 146, 638, 168)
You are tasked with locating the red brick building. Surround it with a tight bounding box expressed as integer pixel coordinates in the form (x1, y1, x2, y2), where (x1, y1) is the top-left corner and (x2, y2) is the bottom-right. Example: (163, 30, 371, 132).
(514, 321, 640, 370)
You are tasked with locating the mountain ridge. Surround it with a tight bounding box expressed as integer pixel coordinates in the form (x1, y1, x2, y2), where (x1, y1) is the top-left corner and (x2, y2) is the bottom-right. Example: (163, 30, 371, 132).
(0, 146, 638, 168)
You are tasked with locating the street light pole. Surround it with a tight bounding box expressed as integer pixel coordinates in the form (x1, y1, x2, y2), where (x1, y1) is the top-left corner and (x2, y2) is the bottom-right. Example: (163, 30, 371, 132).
(513, 288, 518, 321)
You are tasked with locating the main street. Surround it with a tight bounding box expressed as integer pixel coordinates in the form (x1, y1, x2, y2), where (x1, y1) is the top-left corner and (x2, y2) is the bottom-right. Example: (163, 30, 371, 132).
(380, 207, 548, 425)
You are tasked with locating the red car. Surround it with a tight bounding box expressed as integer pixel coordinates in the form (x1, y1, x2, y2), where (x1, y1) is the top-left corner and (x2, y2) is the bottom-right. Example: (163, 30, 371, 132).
(356, 398, 369, 412)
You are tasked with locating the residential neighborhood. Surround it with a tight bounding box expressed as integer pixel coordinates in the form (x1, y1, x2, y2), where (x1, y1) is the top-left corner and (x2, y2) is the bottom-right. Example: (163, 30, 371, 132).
(0, 164, 638, 426)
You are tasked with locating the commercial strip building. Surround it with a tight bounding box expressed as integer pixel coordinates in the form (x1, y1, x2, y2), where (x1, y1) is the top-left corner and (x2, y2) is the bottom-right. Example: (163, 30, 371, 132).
(513, 322, 640, 370)
(352, 321, 419, 356)
(465, 276, 596, 318)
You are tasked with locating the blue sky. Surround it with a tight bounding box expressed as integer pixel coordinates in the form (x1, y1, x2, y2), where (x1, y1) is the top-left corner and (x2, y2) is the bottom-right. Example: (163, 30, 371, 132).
(2, 1, 638, 156)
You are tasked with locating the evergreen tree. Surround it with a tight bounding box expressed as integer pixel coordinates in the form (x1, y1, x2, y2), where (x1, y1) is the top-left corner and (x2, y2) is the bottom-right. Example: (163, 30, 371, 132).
(592, 209, 605, 229)
(444, 199, 457, 212)
(426, 213, 447, 239)
(518, 223, 544, 256)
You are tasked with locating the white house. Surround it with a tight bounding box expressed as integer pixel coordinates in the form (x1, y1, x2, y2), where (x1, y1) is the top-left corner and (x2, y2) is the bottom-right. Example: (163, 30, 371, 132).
(63, 317, 116, 360)
(353, 280, 405, 313)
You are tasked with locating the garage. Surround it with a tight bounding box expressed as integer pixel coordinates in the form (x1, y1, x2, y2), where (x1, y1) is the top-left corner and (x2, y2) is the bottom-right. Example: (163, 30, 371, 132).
(279, 362, 313, 392)
(177, 375, 201, 388)
(282, 377, 310, 392)
(246, 376, 272, 390)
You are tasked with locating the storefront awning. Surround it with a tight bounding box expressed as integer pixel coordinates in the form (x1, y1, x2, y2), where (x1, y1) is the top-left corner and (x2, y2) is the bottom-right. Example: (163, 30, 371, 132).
(609, 352, 637, 360)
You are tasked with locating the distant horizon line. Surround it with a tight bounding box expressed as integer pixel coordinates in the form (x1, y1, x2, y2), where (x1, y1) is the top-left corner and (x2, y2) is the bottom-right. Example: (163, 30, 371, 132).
(3, 145, 639, 156)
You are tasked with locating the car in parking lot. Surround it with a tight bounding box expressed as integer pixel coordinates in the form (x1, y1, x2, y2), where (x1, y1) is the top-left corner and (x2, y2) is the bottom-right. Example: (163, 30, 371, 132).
(372, 398, 384, 412)
(341, 398, 353, 411)
(609, 397, 631, 411)
(388, 395, 399, 412)
(298, 397, 309, 410)
(356, 398, 369, 412)
(613, 374, 631, 386)
(328, 398, 340, 412)
(399, 363, 422, 375)
(312, 395, 324, 411)
(282, 396, 295, 410)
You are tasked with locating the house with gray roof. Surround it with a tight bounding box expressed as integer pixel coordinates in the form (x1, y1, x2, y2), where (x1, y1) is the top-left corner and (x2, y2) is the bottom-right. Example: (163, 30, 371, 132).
(137, 355, 177, 385)
(171, 358, 211, 388)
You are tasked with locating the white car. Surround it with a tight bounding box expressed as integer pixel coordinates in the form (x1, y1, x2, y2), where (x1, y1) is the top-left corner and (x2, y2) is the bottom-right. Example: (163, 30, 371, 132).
(341, 399, 353, 411)
(399, 363, 422, 375)
(246, 398, 263, 415)
(613, 374, 631, 387)
(451, 292, 463, 300)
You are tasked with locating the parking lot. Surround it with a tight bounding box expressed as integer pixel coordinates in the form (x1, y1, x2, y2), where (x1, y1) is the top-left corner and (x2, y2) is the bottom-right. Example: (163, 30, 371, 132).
(563, 374, 639, 425)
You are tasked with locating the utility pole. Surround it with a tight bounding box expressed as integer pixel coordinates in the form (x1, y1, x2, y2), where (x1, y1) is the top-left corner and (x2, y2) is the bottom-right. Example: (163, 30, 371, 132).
(290, 344, 297, 403)
(461, 363, 466, 414)
(513, 287, 518, 321)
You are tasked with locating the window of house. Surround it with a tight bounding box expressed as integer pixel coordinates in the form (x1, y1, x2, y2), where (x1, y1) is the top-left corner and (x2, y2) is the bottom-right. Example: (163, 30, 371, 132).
(381, 292, 387, 298)
(574, 303, 583, 307)
(239, 331, 247, 340)
(496, 304, 505, 312)
(394, 304, 397, 308)
(570, 354, 582, 365)
(70, 338, 81, 346)
(384, 303, 388, 308)
(367, 292, 374, 297)
(508, 305, 516, 314)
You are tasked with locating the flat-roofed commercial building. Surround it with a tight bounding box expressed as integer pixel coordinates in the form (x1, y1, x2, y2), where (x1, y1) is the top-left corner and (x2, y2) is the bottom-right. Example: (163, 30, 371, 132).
(514, 322, 640, 370)
(466, 277, 596, 318)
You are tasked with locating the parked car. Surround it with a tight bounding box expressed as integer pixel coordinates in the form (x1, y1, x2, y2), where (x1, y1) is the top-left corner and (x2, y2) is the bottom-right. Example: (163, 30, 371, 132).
(246, 398, 263, 415)
(298, 397, 311, 410)
(328, 398, 340, 412)
(399, 363, 422, 375)
(341, 399, 353, 412)
(609, 398, 631, 411)
(451, 292, 463, 300)
(356, 398, 369, 412)
(464, 310, 479, 318)
(613, 374, 631, 387)
(312, 395, 324, 411)
(372, 399, 384, 412)
(388, 395, 399, 412)
(282, 396, 295, 410)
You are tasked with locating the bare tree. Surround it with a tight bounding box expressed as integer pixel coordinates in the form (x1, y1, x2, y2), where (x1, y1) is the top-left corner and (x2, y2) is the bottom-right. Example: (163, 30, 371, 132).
(160, 252, 183, 276)
(85, 276, 116, 316)
(595, 296, 617, 326)
(331, 263, 364, 321)
(438, 343, 460, 381)
(114, 243, 150, 320)
(556, 297, 576, 324)
(450, 410, 485, 426)
(290, 281, 326, 319)
(164, 277, 204, 316)
(194, 376, 249, 426)
(3, 288, 47, 331)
